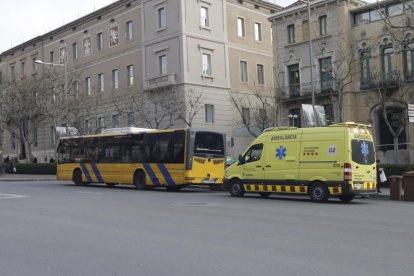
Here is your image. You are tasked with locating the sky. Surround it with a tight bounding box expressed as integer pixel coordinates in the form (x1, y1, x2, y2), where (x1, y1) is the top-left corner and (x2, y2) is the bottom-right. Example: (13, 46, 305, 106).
(0, 0, 373, 53)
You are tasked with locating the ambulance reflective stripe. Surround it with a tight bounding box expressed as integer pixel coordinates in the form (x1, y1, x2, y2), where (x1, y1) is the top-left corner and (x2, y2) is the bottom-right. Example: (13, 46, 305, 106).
(90, 163, 104, 183)
(352, 182, 376, 190)
(157, 164, 175, 186)
(328, 187, 342, 195)
(244, 184, 308, 194)
(143, 163, 161, 186)
(80, 163, 93, 182)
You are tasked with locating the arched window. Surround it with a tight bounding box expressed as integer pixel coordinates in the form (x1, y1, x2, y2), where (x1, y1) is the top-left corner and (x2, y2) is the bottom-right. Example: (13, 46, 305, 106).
(404, 43, 414, 80)
(360, 50, 372, 89)
(382, 46, 394, 80)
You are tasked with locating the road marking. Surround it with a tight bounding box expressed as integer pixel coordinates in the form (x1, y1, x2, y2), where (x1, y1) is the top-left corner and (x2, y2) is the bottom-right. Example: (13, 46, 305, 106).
(0, 193, 27, 199)
(76, 191, 102, 195)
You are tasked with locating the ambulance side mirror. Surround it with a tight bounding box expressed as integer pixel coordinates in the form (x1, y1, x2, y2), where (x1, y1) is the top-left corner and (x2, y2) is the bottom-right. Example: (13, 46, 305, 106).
(238, 155, 244, 165)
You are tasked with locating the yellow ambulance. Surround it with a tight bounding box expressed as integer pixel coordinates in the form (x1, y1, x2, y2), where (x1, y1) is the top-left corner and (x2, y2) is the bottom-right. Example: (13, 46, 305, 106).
(223, 123, 377, 202)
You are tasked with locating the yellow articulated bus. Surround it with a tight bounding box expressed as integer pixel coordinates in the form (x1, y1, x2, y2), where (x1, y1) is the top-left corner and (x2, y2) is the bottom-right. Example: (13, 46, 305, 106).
(57, 127, 225, 190)
(224, 123, 377, 202)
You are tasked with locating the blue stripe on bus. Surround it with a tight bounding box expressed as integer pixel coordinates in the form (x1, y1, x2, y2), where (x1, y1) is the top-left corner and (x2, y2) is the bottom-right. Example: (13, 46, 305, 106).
(143, 163, 160, 186)
(80, 163, 93, 183)
(90, 163, 104, 183)
(157, 164, 175, 186)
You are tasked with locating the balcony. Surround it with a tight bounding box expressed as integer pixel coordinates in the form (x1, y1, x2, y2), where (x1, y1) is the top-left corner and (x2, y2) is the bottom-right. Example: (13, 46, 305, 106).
(143, 73, 176, 91)
(360, 72, 400, 90)
(280, 80, 335, 101)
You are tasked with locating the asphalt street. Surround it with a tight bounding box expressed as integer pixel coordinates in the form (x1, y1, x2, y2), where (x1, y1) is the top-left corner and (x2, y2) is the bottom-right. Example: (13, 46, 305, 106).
(0, 180, 413, 276)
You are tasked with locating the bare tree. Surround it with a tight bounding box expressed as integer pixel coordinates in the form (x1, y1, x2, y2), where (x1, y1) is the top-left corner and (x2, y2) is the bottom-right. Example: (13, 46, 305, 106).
(0, 75, 45, 162)
(230, 84, 280, 138)
(365, 70, 414, 161)
(316, 37, 356, 123)
(176, 89, 203, 128)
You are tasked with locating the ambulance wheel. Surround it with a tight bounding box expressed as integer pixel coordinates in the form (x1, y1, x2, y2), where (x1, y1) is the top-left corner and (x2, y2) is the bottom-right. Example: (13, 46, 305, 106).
(72, 169, 87, 186)
(309, 182, 329, 203)
(230, 179, 245, 197)
(259, 193, 271, 198)
(338, 194, 355, 202)
(133, 171, 147, 190)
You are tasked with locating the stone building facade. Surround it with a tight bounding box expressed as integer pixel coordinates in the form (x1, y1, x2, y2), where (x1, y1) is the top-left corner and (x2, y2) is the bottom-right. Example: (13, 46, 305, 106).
(0, 0, 281, 162)
(269, 0, 414, 163)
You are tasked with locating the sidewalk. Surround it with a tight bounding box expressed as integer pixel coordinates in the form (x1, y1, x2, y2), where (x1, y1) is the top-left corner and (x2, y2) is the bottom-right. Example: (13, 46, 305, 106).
(0, 173, 56, 181)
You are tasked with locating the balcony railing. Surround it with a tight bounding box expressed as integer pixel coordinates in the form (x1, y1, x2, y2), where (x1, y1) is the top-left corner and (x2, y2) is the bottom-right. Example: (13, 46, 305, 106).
(143, 73, 176, 91)
(280, 80, 335, 100)
(360, 72, 400, 90)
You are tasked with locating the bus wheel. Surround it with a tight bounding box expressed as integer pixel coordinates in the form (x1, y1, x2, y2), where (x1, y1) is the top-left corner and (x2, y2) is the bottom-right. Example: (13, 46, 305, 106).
(106, 183, 117, 188)
(309, 182, 329, 203)
(72, 169, 86, 186)
(259, 193, 271, 198)
(338, 194, 355, 202)
(133, 171, 147, 190)
(229, 179, 245, 197)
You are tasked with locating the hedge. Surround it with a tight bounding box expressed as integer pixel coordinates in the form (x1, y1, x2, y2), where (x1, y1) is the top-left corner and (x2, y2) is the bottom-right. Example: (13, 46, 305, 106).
(2, 163, 56, 175)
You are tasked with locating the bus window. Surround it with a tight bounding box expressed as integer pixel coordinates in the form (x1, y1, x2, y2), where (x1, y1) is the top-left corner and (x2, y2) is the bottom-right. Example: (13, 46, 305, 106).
(194, 132, 224, 156)
(172, 131, 185, 163)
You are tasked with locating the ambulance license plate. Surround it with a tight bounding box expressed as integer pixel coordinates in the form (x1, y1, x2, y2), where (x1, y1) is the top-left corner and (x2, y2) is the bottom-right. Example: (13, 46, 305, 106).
(354, 183, 363, 189)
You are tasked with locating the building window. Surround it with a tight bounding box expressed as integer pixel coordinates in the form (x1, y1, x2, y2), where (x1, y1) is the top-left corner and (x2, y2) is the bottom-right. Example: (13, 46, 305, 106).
(158, 7, 166, 29)
(98, 73, 104, 92)
(72, 80, 78, 96)
(202, 53, 211, 76)
(127, 111, 134, 126)
(112, 69, 119, 90)
(237, 17, 245, 37)
(324, 104, 334, 124)
(126, 21, 133, 40)
(84, 119, 91, 134)
(98, 117, 105, 131)
(254, 22, 262, 41)
(240, 61, 248, 82)
(112, 114, 119, 128)
(287, 24, 295, 43)
(50, 51, 54, 63)
(302, 20, 309, 41)
(32, 57, 38, 73)
(21, 61, 25, 76)
(360, 51, 372, 88)
(97, 32, 103, 50)
(10, 65, 15, 81)
(388, 3, 404, 17)
(33, 128, 38, 147)
(288, 64, 300, 97)
(201, 6, 209, 27)
(127, 65, 134, 86)
(257, 64, 264, 85)
(205, 104, 214, 123)
(382, 46, 394, 80)
(319, 16, 327, 36)
(159, 55, 167, 75)
(85, 77, 91, 95)
(319, 57, 333, 92)
(11, 133, 16, 150)
(50, 127, 56, 146)
(242, 107, 250, 124)
(72, 42, 78, 60)
(405, 46, 414, 80)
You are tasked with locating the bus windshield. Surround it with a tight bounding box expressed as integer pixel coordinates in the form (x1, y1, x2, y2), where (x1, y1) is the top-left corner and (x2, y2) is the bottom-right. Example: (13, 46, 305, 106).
(351, 140, 375, 165)
(194, 131, 224, 155)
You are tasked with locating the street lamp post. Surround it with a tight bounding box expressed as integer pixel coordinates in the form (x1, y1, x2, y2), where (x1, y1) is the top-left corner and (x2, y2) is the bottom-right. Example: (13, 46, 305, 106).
(288, 114, 298, 127)
(35, 59, 69, 136)
(300, 0, 316, 126)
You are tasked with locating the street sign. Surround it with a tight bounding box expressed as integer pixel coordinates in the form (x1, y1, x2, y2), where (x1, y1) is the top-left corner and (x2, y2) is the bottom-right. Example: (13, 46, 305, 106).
(409, 104, 414, 123)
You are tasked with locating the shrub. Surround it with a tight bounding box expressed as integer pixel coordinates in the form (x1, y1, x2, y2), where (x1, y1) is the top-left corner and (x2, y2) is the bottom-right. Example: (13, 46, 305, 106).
(3, 163, 56, 175)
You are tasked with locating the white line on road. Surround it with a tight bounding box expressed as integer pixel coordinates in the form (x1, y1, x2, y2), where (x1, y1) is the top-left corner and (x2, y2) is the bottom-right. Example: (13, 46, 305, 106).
(0, 193, 27, 199)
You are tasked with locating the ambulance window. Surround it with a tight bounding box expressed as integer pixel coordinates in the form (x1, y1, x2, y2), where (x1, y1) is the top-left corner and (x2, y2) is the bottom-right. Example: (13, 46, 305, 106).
(351, 140, 375, 165)
(244, 144, 263, 163)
